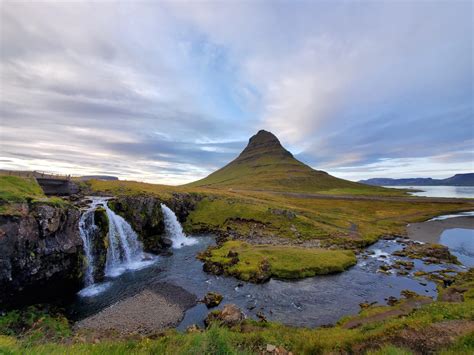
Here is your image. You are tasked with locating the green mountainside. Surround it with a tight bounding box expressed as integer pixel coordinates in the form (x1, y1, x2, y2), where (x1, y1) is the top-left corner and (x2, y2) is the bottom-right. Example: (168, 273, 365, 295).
(187, 130, 399, 195)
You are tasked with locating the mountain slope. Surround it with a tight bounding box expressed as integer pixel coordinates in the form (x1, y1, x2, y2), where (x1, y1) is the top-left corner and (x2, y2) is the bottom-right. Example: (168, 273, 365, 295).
(360, 173, 474, 187)
(187, 130, 396, 195)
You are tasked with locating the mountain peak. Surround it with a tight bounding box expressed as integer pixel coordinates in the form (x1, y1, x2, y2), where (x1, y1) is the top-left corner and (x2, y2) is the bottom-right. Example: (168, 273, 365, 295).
(187, 129, 377, 194)
(237, 130, 293, 161)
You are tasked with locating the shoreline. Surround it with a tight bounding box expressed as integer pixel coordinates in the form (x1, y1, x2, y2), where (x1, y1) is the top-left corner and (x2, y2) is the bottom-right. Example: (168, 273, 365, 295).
(75, 282, 196, 335)
(407, 216, 474, 244)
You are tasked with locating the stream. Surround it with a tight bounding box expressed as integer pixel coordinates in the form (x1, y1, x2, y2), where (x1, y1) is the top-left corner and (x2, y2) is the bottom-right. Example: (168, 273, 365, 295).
(70, 203, 473, 329)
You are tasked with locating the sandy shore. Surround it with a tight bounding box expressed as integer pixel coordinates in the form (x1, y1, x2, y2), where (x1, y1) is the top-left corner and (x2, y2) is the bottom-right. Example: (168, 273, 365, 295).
(407, 216, 474, 244)
(75, 282, 196, 335)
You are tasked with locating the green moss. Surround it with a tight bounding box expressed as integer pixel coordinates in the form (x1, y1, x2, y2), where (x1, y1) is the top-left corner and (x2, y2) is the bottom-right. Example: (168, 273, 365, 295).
(201, 240, 356, 282)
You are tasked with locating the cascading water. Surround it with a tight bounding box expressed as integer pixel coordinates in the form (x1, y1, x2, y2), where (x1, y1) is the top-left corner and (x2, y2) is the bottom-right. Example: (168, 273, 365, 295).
(103, 203, 149, 277)
(161, 203, 197, 248)
(78, 198, 103, 287)
(78, 198, 155, 297)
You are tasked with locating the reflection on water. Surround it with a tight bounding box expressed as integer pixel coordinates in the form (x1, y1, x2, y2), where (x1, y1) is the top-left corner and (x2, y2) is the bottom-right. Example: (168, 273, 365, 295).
(385, 185, 474, 198)
(440, 228, 474, 267)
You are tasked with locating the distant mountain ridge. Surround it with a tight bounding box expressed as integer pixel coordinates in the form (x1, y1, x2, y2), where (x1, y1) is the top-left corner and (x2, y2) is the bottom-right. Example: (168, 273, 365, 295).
(186, 130, 394, 195)
(359, 173, 474, 187)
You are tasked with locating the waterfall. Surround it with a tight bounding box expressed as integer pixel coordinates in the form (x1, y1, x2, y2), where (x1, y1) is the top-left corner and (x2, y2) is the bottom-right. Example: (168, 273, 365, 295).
(103, 203, 149, 277)
(160, 204, 197, 249)
(78, 197, 155, 296)
(78, 199, 102, 287)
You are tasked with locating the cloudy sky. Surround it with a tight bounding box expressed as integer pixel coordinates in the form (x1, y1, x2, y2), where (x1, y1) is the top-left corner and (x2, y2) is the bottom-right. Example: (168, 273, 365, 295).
(1, 1, 472, 184)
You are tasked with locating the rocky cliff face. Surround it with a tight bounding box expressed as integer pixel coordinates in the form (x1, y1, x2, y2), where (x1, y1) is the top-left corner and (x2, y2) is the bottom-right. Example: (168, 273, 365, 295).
(0, 203, 83, 307)
(109, 193, 201, 253)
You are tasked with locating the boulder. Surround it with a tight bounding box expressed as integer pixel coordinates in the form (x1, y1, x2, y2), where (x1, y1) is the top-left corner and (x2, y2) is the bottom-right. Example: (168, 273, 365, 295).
(204, 304, 245, 327)
(202, 292, 223, 308)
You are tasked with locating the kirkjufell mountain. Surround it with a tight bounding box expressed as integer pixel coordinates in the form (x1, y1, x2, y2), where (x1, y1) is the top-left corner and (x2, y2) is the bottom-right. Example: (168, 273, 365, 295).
(188, 130, 385, 194)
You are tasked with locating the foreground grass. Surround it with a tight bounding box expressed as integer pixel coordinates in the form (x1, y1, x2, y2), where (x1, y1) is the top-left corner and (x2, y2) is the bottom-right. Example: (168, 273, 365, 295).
(200, 240, 356, 282)
(0, 269, 474, 354)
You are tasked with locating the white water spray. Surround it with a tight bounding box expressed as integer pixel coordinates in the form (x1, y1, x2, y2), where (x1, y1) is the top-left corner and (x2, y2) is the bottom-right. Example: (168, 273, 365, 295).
(103, 203, 152, 277)
(78, 198, 103, 287)
(160, 203, 197, 249)
(78, 198, 155, 297)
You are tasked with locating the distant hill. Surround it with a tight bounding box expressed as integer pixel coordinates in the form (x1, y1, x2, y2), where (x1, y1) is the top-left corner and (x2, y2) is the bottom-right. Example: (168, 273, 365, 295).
(359, 173, 474, 187)
(77, 175, 119, 181)
(186, 130, 394, 195)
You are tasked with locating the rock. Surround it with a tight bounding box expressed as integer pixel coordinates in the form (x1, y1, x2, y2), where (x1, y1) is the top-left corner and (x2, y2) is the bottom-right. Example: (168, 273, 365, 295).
(439, 287, 467, 302)
(161, 237, 173, 248)
(378, 264, 392, 273)
(0, 202, 83, 307)
(203, 260, 224, 275)
(359, 301, 376, 309)
(249, 258, 271, 283)
(108, 193, 201, 253)
(186, 324, 201, 333)
(401, 290, 420, 299)
(266, 344, 276, 352)
(257, 311, 267, 322)
(227, 250, 238, 258)
(268, 208, 296, 220)
(394, 260, 415, 270)
(202, 292, 223, 308)
(204, 304, 245, 327)
(393, 243, 459, 264)
(386, 296, 399, 306)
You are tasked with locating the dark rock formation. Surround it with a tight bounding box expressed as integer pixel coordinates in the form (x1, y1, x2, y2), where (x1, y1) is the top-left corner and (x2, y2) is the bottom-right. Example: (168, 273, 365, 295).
(393, 242, 459, 264)
(92, 207, 108, 282)
(108, 193, 201, 253)
(202, 292, 223, 308)
(0, 203, 83, 307)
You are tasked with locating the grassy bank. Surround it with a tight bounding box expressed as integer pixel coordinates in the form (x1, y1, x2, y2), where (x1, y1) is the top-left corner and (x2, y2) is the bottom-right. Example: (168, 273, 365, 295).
(0, 175, 67, 215)
(199, 240, 356, 282)
(0, 176, 45, 203)
(1, 270, 472, 354)
(185, 193, 473, 247)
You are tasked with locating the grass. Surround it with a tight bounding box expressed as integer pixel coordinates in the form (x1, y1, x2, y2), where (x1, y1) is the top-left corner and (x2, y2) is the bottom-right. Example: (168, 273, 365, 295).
(0, 176, 46, 203)
(86, 179, 183, 199)
(185, 193, 474, 248)
(200, 240, 356, 281)
(0, 176, 69, 215)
